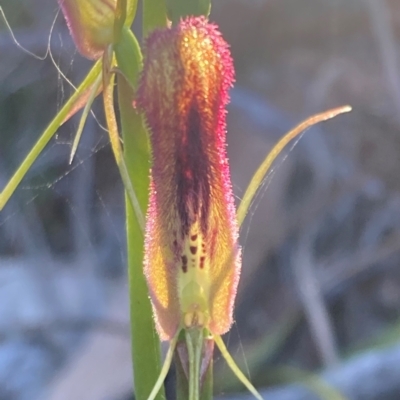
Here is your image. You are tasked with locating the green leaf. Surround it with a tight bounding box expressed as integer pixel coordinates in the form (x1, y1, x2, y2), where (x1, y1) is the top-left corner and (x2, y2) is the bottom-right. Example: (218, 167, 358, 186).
(115, 30, 164, 400)
(0, 60, 102, 211)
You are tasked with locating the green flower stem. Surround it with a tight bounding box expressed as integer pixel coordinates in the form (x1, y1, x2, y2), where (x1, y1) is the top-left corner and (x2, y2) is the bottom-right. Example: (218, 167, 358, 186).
(176, 333, 213, 400)
(187, 333, 196, 400)
(0, 60, 102, 211)
(200, 353, 213, 400)
(115, 28, 164, 400)
(185, 329, 203, 400)
(176, 341, 189, 400)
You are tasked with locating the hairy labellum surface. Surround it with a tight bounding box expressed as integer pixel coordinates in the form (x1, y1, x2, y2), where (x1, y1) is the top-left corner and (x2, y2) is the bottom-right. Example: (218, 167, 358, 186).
(138, 16, 240, 341)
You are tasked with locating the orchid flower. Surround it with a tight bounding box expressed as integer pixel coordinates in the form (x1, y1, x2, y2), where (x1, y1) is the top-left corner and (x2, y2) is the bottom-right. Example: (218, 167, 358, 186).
(0, 2, 351, 400)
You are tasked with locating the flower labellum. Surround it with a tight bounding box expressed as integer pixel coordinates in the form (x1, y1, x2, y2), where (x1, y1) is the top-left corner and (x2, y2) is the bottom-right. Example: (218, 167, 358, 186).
(59, 0, 136, 59)
(138, 16, 240, 341)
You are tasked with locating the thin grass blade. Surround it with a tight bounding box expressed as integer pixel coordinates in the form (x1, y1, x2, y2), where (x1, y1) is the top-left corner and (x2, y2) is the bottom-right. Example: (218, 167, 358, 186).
(69, 72, 102, 164)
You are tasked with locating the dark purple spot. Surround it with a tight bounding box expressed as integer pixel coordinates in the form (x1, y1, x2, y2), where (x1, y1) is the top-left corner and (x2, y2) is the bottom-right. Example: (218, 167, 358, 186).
(181, 255, 188, 273)
(173, 240, 178, 248)
(190, 246, 197, 255)
(200, 256, 205, 269)
(191, 234, 198, 241)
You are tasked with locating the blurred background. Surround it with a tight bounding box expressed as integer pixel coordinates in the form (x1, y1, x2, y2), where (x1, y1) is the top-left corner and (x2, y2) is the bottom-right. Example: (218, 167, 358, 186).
(1, 0, 400, 399)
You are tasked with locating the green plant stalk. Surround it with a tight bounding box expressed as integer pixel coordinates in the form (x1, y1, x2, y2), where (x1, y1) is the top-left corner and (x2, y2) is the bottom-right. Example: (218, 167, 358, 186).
(0, 60, 102, 210)
(115, 28, 164, 400)
(200, 352, 213, 400)
(175, 338, 213, 400)
(176, 342, 189, 400)
(186, 332, 196, 400)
